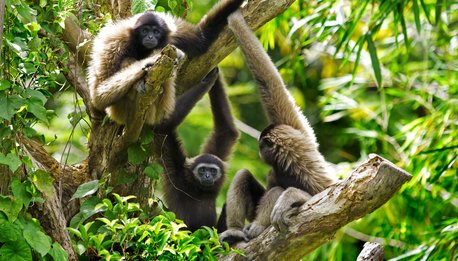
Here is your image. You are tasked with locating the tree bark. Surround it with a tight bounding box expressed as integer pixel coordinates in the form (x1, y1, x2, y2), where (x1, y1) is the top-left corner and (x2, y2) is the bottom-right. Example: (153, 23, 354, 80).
(221, 155, 412, 260)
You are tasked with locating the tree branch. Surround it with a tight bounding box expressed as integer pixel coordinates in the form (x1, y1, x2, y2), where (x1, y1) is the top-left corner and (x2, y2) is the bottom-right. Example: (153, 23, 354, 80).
(175, 0, 295, 93)
(221, 154, 412, 260)
(357, 242, 384, 261)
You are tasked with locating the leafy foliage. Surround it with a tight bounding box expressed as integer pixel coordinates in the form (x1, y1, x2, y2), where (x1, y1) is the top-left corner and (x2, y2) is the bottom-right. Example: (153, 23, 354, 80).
(68, 193, 240, 260)
(0, 180, 67, 261)
(0, 0, 456, 260)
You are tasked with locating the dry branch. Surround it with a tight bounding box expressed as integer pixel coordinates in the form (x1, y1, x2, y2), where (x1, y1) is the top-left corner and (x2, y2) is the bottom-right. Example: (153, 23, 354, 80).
(221, 155, 412, 260)
(357, 242, 385, 261)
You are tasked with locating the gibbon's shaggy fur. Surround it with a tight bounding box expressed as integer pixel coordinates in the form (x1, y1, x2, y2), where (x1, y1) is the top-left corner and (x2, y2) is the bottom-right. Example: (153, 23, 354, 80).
(219, 11, 338, 243)
(153, 69, 239, 231)
(87, 0, 244, 125)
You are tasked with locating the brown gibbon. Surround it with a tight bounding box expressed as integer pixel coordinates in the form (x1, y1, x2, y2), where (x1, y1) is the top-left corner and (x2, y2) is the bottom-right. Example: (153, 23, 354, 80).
(87, 0, 244, 125)
(219, 11, 338, 244)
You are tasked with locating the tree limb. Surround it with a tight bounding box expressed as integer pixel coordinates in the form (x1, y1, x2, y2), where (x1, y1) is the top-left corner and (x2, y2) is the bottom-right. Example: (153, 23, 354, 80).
(357, 242, 384, 261)
(221, 154, 412, 260)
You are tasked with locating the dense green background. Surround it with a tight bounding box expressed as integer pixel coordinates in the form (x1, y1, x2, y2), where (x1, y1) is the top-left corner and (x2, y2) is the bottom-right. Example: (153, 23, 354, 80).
(1, 0, 457, 259)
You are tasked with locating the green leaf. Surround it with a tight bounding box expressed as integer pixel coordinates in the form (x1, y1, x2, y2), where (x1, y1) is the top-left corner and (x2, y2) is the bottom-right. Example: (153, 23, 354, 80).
(412, 0, 422, 33)
(128, 144, 148, 163)
(48, 244, 68, 261)
(27, 97, 49, 125)
(0, 219, 22, 242)
(0, 196, 22, 222)
(69, 196, 104, 228)
(0, 93, 23, 121)
(24, 89, 47, 104)
(11, 179, 32, 208)
(32, 170, 55, 197)
(48, 242, 68, 261)
(0, 80, 11, 90)
(0, 240, 32, 261)
(0, 153, 22, 172)
(365, 33, 382, 88)
(144, 165, 163, 180)
(71, 180, 99, 200)
(15, 4, 36, 24)
(23, 222, 51, 257)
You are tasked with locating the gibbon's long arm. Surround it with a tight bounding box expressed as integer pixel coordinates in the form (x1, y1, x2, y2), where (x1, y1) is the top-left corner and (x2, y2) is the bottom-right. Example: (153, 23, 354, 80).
(227, 11, 313, 136)
(201, 74, 239, 161)
(154, 69, 219, 172)
(90, 56, 157, 110)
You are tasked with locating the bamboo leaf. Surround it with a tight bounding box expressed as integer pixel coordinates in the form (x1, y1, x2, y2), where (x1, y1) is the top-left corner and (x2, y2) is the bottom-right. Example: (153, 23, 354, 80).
(365, 33, 382, 88)
(351, 37, 365, 86)
(412, 0, 422, 33)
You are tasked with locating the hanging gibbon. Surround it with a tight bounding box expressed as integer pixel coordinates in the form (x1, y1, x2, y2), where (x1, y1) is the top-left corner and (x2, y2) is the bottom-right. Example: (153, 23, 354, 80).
(219, 11, 338, 244)
(153, 68, 239, 231)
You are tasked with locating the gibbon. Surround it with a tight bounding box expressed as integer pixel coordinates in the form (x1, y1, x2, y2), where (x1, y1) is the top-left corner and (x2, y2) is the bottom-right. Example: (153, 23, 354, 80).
(153, 68, 239, 231)
(87, 0, 244, 125)
(219, 11, 338, 244)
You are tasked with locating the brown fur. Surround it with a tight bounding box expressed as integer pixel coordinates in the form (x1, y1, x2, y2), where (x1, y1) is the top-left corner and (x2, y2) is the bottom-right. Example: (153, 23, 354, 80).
(88, 0, 245, 125)
(220, 11, 338, 243)
(87, 14, 176, 125)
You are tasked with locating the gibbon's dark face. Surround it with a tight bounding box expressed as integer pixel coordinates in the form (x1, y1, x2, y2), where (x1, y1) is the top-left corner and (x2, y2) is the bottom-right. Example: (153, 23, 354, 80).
(259, 125, 277, 165)
(190, 154, 225, 189)
(133, 13, 169, 50)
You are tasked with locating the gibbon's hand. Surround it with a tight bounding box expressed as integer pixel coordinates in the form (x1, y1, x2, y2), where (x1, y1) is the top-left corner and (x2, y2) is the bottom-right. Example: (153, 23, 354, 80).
(243, 222, 266, 239)
(271, 187, 312, 232)
(141, 56, 159, 71)
(202, 67, 219, 86)
(175, 48, 186, 65)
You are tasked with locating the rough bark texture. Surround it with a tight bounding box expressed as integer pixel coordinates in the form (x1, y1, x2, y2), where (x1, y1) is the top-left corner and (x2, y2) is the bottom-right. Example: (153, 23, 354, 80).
(221, 155, 412, 260)
(357, 242, 385, 261)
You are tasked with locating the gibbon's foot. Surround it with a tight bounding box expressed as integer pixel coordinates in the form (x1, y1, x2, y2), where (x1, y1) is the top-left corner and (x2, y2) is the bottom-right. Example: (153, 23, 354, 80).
(219, 228, 247, 245)
(271, 188, 312, 232)
(243, 222, 266, 239)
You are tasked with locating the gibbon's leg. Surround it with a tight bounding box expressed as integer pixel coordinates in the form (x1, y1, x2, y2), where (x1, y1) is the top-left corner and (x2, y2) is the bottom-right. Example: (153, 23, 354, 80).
(227, 10, 312, 134)
(173, 0, 245, 57)
(271, 187, 312, 232)
(91, 55, 161, 111)
(220, 169, 265, 243)
(201, 72, 239, 161)
(243, 186, 284, 239)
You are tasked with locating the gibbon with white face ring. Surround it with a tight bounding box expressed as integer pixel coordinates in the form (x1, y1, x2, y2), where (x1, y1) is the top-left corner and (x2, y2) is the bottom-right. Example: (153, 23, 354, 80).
(87, 0, 245, 125)
(219, 11, 338, 244)
(153, 68, 239, 231)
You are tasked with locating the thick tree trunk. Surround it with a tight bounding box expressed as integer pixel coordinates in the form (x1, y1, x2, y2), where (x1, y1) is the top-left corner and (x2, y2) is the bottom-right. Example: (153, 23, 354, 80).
(221, 155, 411, 260)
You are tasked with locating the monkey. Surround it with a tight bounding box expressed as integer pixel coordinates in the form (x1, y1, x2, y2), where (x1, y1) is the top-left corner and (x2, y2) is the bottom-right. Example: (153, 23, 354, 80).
(87, 0, 245, 125)
(219, 11, 338, 244)
(152, 68, 239, 231)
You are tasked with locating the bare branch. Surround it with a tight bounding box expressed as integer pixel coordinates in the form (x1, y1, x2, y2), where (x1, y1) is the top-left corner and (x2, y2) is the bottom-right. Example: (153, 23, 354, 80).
(357, 242, 384, 261)
(221, 155, 412, 260)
